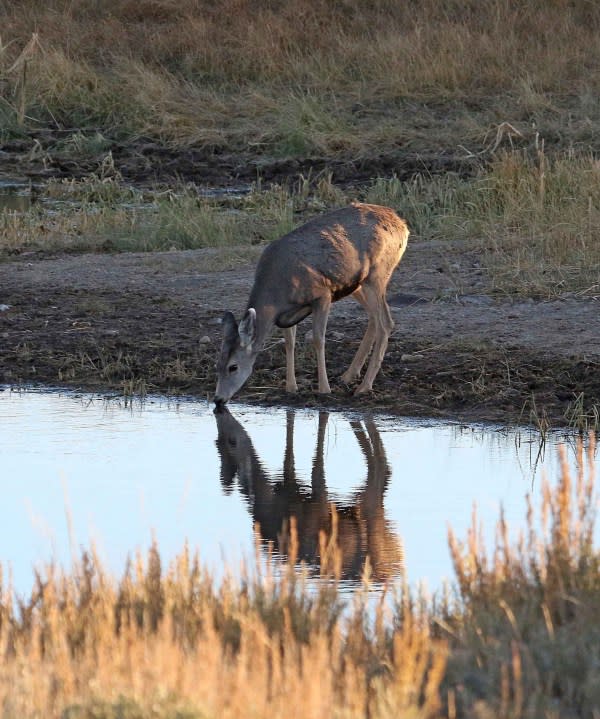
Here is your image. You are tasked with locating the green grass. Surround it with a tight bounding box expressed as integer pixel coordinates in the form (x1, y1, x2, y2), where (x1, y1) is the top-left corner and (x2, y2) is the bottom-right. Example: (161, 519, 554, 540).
(2, 150, 600, 296)
(48, 130, 113, 159)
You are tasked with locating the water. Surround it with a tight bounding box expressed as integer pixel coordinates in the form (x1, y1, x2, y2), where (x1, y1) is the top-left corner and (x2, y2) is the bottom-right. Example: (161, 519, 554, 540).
(0, 182, 31, 212)
(0, 387, 595, 597)
(0, 178, 251, 215)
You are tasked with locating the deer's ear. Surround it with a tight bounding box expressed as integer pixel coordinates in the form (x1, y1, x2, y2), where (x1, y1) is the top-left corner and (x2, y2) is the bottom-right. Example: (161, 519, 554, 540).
(221, 311, 239, 349)
(238, 308, 257, 349)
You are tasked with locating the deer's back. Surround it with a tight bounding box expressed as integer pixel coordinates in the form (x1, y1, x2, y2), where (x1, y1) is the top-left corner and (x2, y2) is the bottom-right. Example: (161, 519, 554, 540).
(249, 203, 408, 309)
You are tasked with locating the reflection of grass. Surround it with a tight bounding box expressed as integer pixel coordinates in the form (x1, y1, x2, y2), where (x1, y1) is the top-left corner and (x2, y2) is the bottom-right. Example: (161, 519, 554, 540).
(0, 439, 597, 718)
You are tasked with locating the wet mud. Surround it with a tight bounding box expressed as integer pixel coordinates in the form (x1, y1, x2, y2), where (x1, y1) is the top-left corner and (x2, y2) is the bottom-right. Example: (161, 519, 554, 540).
(0, 130, 478, 189)
(1, 237, 598, 426)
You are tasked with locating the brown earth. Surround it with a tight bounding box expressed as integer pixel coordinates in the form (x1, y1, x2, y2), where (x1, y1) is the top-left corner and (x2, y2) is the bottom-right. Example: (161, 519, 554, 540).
(0, 131, 478, 189)
(1, 233, 599, 427)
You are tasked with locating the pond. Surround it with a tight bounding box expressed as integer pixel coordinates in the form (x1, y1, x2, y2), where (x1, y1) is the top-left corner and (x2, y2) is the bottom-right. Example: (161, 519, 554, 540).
(0, 181, 31, 213)
(0, 387, 594, 596)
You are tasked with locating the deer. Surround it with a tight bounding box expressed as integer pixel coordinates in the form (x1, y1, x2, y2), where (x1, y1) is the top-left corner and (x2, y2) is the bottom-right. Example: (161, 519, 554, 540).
(214, 202, 409, 405)
(214, 406, 403, 582)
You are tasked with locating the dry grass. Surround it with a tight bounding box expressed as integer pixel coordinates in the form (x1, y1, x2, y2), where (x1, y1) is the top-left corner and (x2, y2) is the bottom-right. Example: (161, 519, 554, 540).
(2, 1, 600, 154)
(0, 437, 597, 718)
(445, 436, 600, 717)
(368, 151, 600, 297)
(0, 525, 446, 719)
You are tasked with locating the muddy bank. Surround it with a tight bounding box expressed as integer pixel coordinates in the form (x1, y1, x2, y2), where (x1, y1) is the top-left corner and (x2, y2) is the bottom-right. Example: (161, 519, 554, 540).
(0, 130, 479, 189)
(1, 238, 598, 426)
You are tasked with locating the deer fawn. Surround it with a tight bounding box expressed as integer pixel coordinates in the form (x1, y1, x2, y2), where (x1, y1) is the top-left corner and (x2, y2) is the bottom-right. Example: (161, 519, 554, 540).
(214, 202, 409, 405)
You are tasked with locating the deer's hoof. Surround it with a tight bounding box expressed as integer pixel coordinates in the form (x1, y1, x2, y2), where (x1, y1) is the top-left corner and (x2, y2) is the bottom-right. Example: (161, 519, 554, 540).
(354, 383, 373, 395)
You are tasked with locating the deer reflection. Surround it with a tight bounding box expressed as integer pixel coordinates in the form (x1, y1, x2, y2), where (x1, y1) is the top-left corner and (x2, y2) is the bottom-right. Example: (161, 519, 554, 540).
(214, 408, 403, 582)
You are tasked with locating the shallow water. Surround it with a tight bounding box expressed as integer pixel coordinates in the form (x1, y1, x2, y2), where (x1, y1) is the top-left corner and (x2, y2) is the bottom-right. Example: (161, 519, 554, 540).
(0, 387, 595, 596)
(0, 182, 31, 212)
(0, 178, 251, 215)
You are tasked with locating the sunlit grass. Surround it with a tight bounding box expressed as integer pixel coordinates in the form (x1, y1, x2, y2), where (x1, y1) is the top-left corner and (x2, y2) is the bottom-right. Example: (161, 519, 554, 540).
(444, 437, 600, 716)
(2, 151, 600, 295)
(0, 524, 445, 719)
(0, 437, 596, 718)
(2, 1, 600, 154)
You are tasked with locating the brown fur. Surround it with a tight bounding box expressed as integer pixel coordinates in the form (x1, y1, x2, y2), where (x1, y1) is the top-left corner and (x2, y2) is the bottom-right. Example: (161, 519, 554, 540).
(215, 203, 409, 403)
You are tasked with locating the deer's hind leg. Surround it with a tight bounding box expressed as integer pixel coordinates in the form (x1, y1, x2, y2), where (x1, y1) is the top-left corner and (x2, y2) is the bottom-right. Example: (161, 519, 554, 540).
(354, 284, 394, 395)
(341, 286, 376, 384)
(312, 294, 332, 393)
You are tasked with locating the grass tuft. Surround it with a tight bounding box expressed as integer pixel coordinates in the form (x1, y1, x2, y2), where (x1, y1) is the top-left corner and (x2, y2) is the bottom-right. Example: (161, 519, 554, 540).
(0, 437, 597, 717)
(3, 1, 600, 155)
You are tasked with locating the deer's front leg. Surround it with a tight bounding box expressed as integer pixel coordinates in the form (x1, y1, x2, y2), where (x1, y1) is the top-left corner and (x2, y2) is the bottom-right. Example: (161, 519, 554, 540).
(283, 326, 298, 392)
(311, 296, 332, 394)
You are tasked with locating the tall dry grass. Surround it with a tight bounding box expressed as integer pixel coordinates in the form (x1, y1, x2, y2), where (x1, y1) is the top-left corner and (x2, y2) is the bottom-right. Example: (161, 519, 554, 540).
(0, 527, 446, 719)
(2, 1, 600, 152)
(0, 437, 597, 718)
(444, 436, 600, 716)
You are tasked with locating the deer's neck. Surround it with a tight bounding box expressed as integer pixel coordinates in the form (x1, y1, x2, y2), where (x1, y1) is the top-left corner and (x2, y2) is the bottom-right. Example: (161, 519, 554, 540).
(246, 301, 277, 351)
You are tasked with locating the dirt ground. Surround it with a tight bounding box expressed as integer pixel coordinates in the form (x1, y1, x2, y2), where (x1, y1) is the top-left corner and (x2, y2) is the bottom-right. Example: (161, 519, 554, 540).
(0, 131, 477, 188)
(1, 227, 599, 426)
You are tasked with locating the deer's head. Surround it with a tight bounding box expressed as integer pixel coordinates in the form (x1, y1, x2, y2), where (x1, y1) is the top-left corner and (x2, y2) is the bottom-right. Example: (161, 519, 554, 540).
(214, 309, 258, 405)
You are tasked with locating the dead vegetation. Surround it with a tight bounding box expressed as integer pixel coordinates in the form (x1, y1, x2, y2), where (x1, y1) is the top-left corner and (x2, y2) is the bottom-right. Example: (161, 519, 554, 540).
(0, 437, 596, 718)
(2, 0, 600, 157)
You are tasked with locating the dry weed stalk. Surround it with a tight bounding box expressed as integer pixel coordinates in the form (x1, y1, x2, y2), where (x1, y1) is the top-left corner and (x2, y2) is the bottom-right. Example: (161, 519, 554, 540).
(0, 523, 446, 719)
(445, 435, 600, 717)
(0, 32, 40, 125)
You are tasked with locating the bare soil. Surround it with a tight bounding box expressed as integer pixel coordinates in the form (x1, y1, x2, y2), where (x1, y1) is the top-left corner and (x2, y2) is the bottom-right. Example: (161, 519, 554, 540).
(2, 232, 599, 426)
(0, 131, 478, 189)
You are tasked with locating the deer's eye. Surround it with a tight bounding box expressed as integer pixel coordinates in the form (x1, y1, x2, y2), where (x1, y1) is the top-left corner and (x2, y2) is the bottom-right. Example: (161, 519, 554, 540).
(228, 364, 238, 373)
